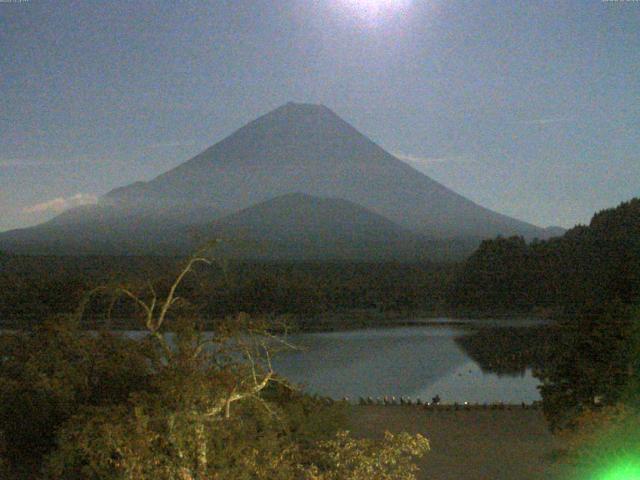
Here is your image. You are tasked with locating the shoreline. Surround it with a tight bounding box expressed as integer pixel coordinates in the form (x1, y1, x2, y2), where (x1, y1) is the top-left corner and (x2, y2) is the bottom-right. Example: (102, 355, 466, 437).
(284, 309, 554, 333)
(0, 309, 554, 334)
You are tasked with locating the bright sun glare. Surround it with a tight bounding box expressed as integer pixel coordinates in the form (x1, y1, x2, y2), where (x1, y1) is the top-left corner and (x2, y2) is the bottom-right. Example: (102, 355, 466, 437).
(339, 0, 412, 22)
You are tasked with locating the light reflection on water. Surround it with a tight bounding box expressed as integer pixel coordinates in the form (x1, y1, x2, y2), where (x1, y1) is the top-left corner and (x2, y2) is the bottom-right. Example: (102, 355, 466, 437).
(5, 321, 544, 404)
(271, 325, 542, 403)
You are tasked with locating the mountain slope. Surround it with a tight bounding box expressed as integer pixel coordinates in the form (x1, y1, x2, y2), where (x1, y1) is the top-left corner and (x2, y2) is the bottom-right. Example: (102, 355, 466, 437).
(104, 102, 546, 240)
(0, 102, 550, 256)
(190, 193, 467, 260)
(0, 205, 216, 255)
(0, 193, 474, 259)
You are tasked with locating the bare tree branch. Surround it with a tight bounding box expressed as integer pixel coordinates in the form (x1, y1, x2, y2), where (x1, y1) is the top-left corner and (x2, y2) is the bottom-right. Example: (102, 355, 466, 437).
(156, 254, 211, 331)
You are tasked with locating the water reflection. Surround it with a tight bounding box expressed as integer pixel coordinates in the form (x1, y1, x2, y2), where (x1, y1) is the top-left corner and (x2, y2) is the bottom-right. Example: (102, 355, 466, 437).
(454, 326, 552, 375)
(272, 324, 552, 403)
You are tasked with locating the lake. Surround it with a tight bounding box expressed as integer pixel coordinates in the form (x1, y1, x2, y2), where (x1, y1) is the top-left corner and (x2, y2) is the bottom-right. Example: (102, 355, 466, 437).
(271, 321, 549, 404)
(1, 319, 550, 404)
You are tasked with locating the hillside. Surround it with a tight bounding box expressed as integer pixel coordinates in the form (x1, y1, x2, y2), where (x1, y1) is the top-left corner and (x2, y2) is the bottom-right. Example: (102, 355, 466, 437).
(0, 205, 199, 255)
(0, 103, 550, 257)
(191, 193, 472, 261)
(104, 102, 546, 240)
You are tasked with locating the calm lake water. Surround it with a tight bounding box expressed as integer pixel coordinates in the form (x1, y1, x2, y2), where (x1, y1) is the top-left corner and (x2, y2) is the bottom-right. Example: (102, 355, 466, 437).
(2, 319, 548, 404)
(271, 322, 546, 404)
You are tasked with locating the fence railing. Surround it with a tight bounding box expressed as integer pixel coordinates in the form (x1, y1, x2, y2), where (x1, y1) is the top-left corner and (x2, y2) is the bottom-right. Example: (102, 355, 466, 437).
(326, 396, 543, 409)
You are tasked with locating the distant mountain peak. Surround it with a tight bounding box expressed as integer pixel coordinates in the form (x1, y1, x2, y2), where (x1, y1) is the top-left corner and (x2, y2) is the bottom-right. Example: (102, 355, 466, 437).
(252, 101, 345, 130)
(0, 104, 554, 256)
(282, 101, 331, 111)
(100, 102, 547, 239)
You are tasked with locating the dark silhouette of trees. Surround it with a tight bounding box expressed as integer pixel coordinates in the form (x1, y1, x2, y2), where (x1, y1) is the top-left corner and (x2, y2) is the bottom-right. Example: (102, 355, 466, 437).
(537, 303, 639, 432)
(448, 236, 533, 313)
(1, 259, 456, 329)
(449, 198, 640, 431)
(448, 198, 640, 316)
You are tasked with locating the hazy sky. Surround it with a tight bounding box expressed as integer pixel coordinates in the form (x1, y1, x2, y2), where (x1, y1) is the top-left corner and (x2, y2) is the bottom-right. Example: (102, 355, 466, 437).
(1, 0, 638, 232)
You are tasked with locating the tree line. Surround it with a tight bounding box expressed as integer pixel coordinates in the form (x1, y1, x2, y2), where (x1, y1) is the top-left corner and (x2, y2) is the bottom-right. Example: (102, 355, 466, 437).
(450, 198, 640, 463)
(448, 198, 640, 317)
(0, 257, 456, 328)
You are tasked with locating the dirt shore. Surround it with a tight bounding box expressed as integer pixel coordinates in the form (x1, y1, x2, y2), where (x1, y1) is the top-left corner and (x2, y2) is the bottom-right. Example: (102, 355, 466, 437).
(347, 405, 565, 480)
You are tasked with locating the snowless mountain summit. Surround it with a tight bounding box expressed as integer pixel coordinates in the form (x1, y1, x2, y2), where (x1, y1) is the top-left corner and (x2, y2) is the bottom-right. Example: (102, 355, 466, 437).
(0, 103, 553, 257)
(103, 102, 545, 240)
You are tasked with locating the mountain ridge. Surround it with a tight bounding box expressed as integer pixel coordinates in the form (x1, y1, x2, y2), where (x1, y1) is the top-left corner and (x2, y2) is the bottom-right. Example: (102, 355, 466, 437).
(189, 192, 442, 261)
(0, 102, 553, 257)
(102, 102, 547, 239)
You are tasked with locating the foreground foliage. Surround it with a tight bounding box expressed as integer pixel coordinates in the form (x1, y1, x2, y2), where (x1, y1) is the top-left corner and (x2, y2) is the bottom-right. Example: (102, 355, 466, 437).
(0, 316, 154, 476)
(301, 431, 429, 480)
(0, 251, 429, 479)
(535, 304, 640, 432)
